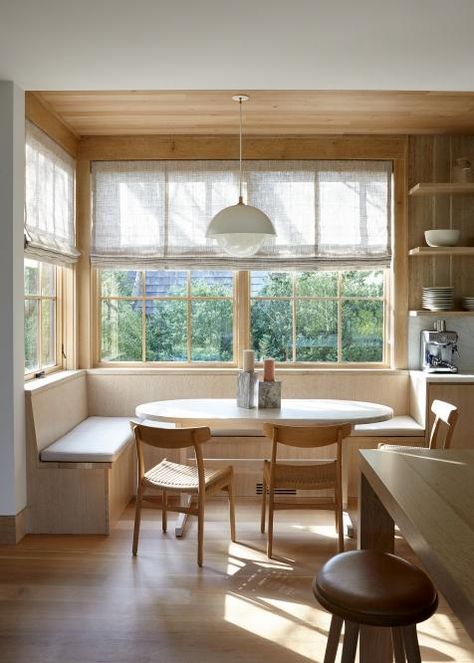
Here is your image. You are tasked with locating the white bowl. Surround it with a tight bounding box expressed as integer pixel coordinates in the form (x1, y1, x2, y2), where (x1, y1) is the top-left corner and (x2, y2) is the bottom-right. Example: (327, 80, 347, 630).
(424, 229, 460, 247)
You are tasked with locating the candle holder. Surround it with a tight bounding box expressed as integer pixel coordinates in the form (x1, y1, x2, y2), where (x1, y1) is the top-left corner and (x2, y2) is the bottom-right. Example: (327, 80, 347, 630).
(258, 380, 281, 409)
(237, 370, 258, 409)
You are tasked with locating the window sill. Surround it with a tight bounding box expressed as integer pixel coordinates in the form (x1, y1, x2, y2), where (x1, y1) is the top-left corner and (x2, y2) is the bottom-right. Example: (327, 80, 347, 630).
(24, 369, 85, 393)
(88, 366, 405, 376)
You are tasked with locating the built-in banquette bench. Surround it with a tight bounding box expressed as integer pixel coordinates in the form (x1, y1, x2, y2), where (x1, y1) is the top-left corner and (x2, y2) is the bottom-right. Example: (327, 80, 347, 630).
(25, 369, 427, 534)
(25, 371, 135, 534)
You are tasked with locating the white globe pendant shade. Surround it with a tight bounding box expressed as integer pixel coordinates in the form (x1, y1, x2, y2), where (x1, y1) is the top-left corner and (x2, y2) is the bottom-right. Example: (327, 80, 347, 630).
(207, 199, 276, 257)
(206, 95, 277, 257)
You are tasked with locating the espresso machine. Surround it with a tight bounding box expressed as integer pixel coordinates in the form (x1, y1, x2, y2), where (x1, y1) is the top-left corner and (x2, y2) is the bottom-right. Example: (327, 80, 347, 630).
(420, 320, 459, 373)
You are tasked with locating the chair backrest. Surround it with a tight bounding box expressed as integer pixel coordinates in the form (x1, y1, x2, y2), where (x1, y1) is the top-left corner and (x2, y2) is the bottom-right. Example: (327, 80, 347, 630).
(262, 422, 353, 465)
(428, 400, 458, 450)
(131, 421, 211, 488)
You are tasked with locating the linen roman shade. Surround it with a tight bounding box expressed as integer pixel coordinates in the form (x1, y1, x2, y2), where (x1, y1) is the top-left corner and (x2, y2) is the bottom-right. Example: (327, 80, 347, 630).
(25, 120, 79, 265)
(91, 159, 392, 270)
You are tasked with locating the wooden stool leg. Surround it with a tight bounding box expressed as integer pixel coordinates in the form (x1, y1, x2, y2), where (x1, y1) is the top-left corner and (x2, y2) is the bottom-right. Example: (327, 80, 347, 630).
(341, 621, 359, 663)
(260, 477, 267, 533)
(227, 475, 236, 543)
(132, 488, 143, 556)
(336, 494, 344, 553)
(402, 625, 422, 663)
(392, 627, 406, 663)
(323, 615, 343, 663)
(162, 489, 167, 533)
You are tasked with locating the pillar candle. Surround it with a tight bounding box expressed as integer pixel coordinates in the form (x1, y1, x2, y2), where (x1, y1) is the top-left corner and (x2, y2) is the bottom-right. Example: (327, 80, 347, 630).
(243, 349, 255, 372)
(263, 358, 275, 382)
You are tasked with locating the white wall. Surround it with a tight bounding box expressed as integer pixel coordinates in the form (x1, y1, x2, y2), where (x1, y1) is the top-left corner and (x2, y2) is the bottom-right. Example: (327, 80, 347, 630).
(0, 81, 26, 515)
(408, 316, 474, 371)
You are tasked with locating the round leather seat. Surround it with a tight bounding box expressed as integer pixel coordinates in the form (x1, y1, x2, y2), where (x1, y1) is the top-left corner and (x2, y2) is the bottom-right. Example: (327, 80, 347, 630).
(313, 550, 438, 627)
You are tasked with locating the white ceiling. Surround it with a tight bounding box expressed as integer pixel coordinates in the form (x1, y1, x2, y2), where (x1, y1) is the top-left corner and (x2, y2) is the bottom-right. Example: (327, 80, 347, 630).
(2, 0, 474, 91)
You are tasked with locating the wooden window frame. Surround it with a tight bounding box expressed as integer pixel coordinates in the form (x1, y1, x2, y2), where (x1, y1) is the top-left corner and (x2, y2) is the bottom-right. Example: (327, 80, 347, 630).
(93, 267, 390, 369)
(24, 260, 63, 380)
(247, 270, 389, 368)
(95, 270, 237, 367)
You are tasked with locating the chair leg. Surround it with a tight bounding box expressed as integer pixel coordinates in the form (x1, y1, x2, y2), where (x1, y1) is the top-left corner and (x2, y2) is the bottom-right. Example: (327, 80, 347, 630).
(341, 621, 359, 663)
(324, 615, 343, 663)
(132, 487, 143, 556)
(392, 627, 406, 663)
(162, 489, 167, 533)
(260, 476, 267, 533)
(197, 497, 204, 567)
(267, 486, 275, 558)
(227, 475, 236, 543)
(402, 624, 422, 663)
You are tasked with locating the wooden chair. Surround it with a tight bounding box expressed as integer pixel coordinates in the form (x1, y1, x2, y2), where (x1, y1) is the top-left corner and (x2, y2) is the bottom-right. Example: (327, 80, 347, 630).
(260, 422, 352, 558)
(379, 399, 458, 453)
(131, 421, 236, 567)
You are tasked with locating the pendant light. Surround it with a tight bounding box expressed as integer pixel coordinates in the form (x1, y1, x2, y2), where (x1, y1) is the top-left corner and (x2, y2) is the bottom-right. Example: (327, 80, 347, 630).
(206, 95, 276, 257)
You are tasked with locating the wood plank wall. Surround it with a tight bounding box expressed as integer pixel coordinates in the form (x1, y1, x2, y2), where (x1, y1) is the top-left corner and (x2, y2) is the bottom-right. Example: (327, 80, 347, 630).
(408, 136, 474, 310)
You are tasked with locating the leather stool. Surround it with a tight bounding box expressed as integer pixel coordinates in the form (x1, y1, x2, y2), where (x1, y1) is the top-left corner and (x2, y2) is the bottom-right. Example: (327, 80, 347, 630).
(313, 550, 438, 663)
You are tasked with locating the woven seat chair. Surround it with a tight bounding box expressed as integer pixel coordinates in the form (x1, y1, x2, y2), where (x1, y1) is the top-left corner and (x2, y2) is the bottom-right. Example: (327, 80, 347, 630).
(379, 399, 458, 454)
(260, 422, 352, 558)
(131, 421, 236, 567)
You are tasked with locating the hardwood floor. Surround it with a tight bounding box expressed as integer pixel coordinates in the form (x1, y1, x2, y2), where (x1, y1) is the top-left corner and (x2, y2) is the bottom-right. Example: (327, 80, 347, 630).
(0, 501, 472, 662)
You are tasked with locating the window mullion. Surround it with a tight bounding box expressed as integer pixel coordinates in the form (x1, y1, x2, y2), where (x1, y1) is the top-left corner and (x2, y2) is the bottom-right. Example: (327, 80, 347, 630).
(292, 273, 297, 363)
(236, 271, 249, 367)
(187, 272, 192, 362)
(142, 270, 147, 363)
(337, 272, 343, 363)
(38, 263, 43, 370)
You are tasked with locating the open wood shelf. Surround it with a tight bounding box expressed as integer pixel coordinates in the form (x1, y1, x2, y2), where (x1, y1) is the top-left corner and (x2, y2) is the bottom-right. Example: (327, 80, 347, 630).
(409, 183, 474, 196)
(409, 310, 474, 317)
(409, 246, 474, 256)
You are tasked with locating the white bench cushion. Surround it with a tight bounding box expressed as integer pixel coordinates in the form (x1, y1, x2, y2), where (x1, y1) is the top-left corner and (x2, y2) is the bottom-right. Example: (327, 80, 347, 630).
(211, 428, 263, 437)
(212, 417, 425, 439)
(352, 415, 425, 437)
(41, 417, 134, 463)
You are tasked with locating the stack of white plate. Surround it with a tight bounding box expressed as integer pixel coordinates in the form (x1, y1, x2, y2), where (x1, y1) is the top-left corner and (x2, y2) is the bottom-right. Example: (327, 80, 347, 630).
(422, 286, 454, 311)
(462, 296, 474, 311)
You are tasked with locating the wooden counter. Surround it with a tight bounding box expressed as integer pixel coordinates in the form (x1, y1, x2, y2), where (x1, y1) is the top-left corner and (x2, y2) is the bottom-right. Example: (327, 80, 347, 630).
(358, 448, 474, 661)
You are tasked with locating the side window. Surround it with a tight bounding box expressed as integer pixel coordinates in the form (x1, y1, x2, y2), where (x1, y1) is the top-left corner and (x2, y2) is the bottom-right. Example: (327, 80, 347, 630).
(24, 259, 60, 376)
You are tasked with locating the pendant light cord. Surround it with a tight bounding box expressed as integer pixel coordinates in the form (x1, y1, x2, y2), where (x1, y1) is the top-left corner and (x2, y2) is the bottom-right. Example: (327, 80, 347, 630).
(239, 97, 243, 203)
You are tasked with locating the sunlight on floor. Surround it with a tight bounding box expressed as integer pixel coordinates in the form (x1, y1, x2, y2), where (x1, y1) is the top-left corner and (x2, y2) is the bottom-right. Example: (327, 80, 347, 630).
(291, 523, 339, 537)
(224, 592, 330, 662)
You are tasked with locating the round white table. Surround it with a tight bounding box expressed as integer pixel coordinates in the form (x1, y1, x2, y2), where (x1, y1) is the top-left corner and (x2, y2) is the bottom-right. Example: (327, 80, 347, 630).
(135, 398, 393, 428)
(135, 398, 393, 538)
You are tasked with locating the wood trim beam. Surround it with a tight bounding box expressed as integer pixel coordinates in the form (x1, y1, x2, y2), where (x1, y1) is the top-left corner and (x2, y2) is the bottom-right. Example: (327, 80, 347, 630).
(392, 152, 409, 369)
(76, 159, 93, 368)
(79, 134, 407, 161)
(25, 92, 80, 157)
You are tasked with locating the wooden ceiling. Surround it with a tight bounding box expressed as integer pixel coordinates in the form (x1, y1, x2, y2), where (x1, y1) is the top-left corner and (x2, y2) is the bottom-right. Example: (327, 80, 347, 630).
(33, 90, 474, 136)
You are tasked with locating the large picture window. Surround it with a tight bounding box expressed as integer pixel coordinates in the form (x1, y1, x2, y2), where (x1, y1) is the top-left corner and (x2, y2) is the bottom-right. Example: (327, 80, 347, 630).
(250, 270, 385, 364)
(99, 270, 234, 363)
(96, 268, 387, 366)
(24, 259, 60, 375)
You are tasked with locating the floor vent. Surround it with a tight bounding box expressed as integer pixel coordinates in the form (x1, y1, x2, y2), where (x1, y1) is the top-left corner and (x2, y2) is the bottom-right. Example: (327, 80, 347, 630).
(255, 483, 297, 496)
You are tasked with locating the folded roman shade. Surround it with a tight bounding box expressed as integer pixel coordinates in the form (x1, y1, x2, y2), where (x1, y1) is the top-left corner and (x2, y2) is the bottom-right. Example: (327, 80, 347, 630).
(25, 120, 79, 265)
(91, 159, 392, 270)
